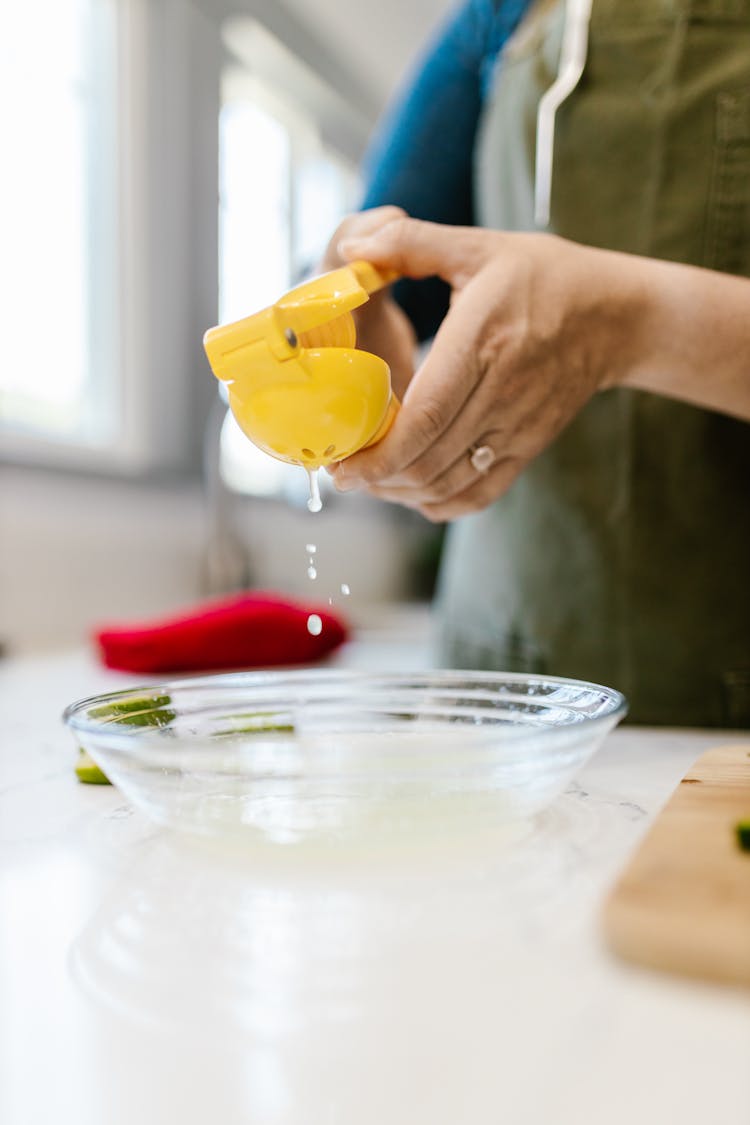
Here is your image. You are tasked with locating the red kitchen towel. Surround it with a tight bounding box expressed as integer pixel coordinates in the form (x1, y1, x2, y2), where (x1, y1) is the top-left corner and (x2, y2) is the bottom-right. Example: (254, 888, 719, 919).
(94, 591, 349, 674)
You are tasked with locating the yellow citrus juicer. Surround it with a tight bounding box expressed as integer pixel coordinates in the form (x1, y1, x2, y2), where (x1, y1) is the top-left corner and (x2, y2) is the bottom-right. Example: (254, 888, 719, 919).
(203, 260, 399, 470)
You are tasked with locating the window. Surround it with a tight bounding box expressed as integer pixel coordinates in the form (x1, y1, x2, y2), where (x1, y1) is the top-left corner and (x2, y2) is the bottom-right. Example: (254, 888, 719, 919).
(0, 4, 367, 482)
(217, 20, 362, 502)
(0, 0, 118, 458)
(219, 98, 292, 323)
(0, 0, 220, 475)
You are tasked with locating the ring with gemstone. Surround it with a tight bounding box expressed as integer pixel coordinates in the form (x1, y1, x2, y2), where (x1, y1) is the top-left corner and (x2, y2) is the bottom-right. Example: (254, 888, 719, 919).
(469, 444, 495, 474)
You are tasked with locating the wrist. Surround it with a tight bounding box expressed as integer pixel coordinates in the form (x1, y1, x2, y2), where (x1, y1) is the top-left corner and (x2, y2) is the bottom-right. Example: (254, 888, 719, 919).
(583, 245, 655, 393)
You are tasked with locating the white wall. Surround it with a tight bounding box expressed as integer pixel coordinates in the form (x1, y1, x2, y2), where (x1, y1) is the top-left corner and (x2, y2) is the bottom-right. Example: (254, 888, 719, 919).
(197, 0, 455, 117)
(0, 467, 206, 654)
(0, 465, 431, 655)
(279, 0, 454, 109)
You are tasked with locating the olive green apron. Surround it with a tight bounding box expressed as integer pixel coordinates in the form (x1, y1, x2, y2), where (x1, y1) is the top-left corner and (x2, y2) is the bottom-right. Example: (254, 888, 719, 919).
(436, 0, 750, 726)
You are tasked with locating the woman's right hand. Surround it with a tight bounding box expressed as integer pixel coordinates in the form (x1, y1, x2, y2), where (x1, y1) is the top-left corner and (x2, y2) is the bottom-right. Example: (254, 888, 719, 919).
(321, 206, 418, 399)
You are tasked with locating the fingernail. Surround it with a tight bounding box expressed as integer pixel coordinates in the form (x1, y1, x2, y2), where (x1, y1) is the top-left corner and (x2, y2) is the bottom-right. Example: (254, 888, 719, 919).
(332, 470, 359, 493)
(337, 237, 366, 259)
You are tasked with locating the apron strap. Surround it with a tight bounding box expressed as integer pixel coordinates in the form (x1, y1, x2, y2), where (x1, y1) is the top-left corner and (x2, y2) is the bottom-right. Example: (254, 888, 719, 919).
(534, 0, 593, 226)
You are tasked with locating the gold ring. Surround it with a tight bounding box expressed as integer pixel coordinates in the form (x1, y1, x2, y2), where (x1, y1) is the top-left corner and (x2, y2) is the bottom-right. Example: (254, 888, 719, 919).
(469, 444, 494, 474)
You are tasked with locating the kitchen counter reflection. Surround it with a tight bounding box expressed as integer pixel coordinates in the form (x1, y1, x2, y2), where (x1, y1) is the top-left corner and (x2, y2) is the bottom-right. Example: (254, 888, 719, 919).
(64, 791, 640, 1122)
(1, 626, 749, 1125)
(67, 794, 605, 1048)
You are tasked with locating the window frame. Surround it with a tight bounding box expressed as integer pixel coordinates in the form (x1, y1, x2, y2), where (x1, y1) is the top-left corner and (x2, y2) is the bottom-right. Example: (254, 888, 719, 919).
(0, 0, 374, 480)
(0, 0, 220, 478)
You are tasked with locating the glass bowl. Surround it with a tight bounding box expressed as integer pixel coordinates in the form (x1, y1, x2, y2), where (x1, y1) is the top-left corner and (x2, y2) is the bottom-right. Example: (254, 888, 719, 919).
(63, 670, 626, 847)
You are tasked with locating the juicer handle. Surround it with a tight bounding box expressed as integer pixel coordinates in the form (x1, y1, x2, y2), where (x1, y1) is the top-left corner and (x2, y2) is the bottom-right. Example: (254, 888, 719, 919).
(347, 260, 399, 296)
(348, 261, 402, 449)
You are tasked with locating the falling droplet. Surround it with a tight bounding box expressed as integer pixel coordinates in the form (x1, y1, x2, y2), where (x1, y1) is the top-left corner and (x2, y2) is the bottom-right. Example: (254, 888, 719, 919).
(306, 469, 322, 513)
(340, 583, 350, 597)
(306, 613, 323, 636)
(307, 565, 317, 580)
(305, 544, 317, 555)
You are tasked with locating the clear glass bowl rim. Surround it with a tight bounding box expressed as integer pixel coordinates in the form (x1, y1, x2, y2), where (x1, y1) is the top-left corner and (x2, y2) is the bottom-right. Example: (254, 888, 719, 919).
(63, 667, 628, 742)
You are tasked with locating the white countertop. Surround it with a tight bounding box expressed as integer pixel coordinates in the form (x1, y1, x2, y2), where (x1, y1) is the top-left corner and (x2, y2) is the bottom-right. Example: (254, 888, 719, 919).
(1, 617, 749, 1125)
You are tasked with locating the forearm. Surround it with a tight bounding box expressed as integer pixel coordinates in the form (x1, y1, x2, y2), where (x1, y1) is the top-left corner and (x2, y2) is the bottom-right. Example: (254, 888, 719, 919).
(608, 250, 750, 421)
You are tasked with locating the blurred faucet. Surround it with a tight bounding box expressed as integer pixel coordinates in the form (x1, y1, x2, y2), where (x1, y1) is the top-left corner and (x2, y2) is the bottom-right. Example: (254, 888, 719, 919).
(201, 391, 252, 596)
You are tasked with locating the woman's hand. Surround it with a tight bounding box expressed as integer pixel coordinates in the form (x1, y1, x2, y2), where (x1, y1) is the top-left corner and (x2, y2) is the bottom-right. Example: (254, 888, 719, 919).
(321, 206, 418, 399)
(328, 216, 642, 522)
(324, 212, 750, 521)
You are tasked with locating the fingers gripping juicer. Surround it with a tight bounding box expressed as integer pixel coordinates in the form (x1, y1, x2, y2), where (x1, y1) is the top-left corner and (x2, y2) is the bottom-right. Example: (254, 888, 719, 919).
(203, 261, 399, 482)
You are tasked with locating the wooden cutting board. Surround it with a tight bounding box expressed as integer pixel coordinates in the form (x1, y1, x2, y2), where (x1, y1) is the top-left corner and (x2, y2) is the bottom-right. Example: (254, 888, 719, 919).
(603, 743, 750, 988)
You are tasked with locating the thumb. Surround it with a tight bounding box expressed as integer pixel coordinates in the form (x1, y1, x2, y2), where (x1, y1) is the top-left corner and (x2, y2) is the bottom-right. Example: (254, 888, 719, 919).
(338, 216, 488, 287)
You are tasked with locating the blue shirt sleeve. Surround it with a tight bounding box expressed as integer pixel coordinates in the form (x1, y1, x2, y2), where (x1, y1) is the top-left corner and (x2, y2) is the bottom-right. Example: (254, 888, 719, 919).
(360, 0, 530, 340)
